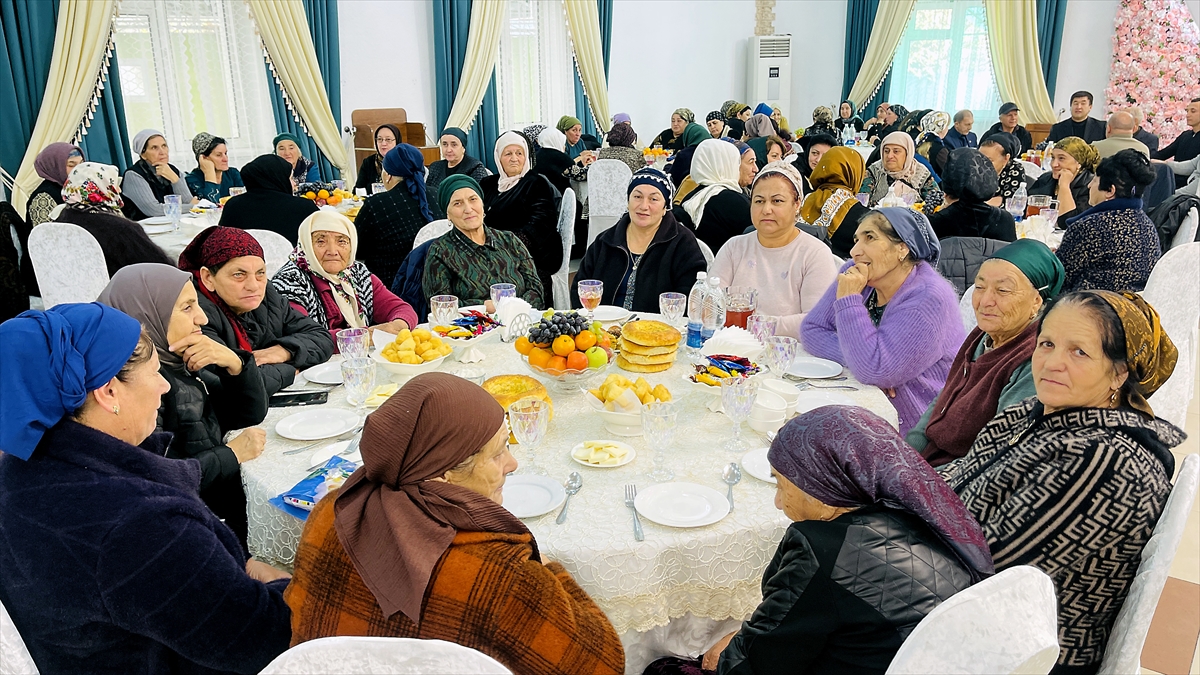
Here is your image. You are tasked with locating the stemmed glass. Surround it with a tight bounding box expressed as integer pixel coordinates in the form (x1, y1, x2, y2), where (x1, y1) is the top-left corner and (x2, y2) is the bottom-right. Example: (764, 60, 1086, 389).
(658, 292, 686, 328)
(642, 400, 677, 482)
(764, 336, 799, 380)
(336, 327, 370, 359)
(577, 280, 603, 319)
(490, 283, 516, 310)
(721, 377, 759, 452)
(508, 398, 550, 476)
(746, 315, 778, 345)
(430, 295, 459, 326)
(340, 358, 376, 413)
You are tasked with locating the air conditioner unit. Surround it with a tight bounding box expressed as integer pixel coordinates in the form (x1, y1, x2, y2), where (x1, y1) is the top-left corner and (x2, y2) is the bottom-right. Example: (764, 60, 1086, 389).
(746, 35, 792, 114)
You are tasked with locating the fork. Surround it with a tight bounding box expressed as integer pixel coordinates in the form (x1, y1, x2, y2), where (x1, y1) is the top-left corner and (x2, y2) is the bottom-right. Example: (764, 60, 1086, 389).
(782, 374, 848, 383)
(624, 484, 644, 542)
(794, 382, 858, 391)
(283, 425, 364, 455)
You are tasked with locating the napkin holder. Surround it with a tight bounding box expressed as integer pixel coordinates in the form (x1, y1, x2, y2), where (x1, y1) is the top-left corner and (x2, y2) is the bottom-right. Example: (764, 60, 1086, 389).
(502, 312, 531, 343)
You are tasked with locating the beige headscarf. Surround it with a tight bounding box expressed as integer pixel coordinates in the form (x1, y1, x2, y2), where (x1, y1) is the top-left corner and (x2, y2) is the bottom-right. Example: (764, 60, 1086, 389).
(297, 210, 366, 328)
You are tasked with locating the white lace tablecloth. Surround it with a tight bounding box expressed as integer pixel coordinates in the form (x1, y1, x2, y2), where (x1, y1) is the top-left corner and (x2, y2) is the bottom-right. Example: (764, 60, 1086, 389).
(147, 212, 220, 260)
(240, 333, 897, 672)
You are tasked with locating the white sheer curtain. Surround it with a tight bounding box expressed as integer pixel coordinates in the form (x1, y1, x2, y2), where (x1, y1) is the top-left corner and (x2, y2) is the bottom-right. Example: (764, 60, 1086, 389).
(495, 0, 576, 131)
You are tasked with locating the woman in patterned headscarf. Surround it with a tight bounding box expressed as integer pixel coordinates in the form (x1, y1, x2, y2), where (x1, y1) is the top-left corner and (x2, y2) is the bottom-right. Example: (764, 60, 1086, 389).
(184, 132, 244, 203)
(861, 131, 944, 215)
(804, 106, 835, 138)
(1029, 135, 1100, 221)
(943, 289, 1183, 674)
(927, 147, 1016, 241)
(915, 110, 952, 176)
(650, 108, 695, 151)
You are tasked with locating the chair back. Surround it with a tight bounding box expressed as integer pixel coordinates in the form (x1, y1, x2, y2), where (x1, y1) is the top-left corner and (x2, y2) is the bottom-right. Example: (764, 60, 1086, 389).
(586, 159, 632, 247)
(886, 566, 1059, 675)
(959, 284, 978, 332)
(245, 229, 295, 279)
(1098, 454, 1200, 675)
(1142, 242, 1199, 428)
(551, 187, 576, 309)
(1020, 160, 1044, 180)
(28, 222, 108, 308)
(1170, 206, 1198, 250)
(697, 239, 715, 267)
(412, 219, 452, 249)
(1, 600, 38, 674)
(258, 636, 511, 674)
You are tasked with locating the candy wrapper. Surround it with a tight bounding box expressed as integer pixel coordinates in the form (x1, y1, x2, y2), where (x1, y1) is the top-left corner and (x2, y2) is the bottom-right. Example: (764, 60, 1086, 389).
(270, 456, 359, 520)
(433, 310, 501, 339)
(690, 354, 761, 387)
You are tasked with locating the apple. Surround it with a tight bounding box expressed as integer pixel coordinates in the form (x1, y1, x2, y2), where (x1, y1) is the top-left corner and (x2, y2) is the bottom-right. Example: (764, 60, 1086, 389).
(585, 345, 608, 368)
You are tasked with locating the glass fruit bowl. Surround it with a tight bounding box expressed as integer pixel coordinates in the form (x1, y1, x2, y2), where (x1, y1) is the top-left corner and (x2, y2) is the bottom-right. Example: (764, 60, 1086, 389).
(520, 346, 615, 393)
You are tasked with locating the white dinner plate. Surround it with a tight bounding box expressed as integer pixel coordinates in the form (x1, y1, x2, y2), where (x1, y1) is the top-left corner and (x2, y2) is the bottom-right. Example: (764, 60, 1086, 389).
(570, 440, 636, 468)
(301, 361, 343, 385)
(140, 216, 174, 234)
(741, 447, 776, 484)
(793, 391, 857, 415)
(275, 408, 360, 441)
(502, 475, 566, 519)
(308, 440, 363, 469)
(591, 305, 630, 323)
(634, 482, 731, 528)
(786, 357, 844, 379)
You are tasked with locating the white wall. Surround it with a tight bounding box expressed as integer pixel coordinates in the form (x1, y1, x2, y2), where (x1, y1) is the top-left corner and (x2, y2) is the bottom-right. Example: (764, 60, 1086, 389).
(774, 0, 847, 125)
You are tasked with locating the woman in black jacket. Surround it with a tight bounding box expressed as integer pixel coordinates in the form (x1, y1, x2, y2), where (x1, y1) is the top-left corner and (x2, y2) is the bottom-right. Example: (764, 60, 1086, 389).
(97, 263, 269, 549)
(354, 123, 400, 192)
(929, 148, 1017, 241)
(572, 168, 707, 314)
(219, 154, 319, 244)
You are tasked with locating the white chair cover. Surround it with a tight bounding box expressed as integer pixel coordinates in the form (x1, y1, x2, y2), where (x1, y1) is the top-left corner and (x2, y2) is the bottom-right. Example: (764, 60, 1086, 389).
(1020, 160, 1043, 179)
(551, 187, 576, 310)
(1, 600, 38, 674)
(1098, 453, 1200, 675)
(1142, 242, 1199, 428)
(886, 566, 1059, 675)
(586, 159, 632, 247)
(1170, 206, 1198, 250)
(412, 219, 452, 249)
(697, 239, 715, 267)
(258, 636, 511, 674)
(28, 222, 108, 308)
(246, 229, 296, 279)
(959, 284, 978, 332)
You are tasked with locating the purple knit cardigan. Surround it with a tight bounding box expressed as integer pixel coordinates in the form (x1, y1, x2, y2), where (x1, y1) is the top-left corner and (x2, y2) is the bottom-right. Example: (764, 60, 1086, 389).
(799, 260, 965, 435)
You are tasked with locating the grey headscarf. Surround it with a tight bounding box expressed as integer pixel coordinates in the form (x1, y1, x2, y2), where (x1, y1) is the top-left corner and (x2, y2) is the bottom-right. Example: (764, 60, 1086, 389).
(745, 113, 775, 139)
(132, 129, 165, 155)
(96, 263, 195, 368)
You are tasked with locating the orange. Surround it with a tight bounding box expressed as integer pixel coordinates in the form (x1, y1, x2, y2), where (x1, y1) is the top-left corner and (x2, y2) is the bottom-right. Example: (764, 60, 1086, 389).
(545, 355, 568, 375)
(528, 347, 552, 369)
(574, 330, 597, 351)
(317, 189, 330, 199)
(514, 336, 533, 355)
(565, 351, 588, 371)
(552, 334, 576, 357)
(328, 195, 341, 206)
(304, 191, 316, 200)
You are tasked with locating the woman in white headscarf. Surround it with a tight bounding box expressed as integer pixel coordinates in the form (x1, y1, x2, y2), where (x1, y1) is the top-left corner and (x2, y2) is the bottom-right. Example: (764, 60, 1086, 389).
(916, 111, 952, 177)
(861, 131, 944, 215)
(674, 139, 752, 253)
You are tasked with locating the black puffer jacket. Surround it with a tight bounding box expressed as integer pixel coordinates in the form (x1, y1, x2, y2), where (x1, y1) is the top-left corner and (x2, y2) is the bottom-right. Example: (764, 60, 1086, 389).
(718, 505, 975, 675)
(198, 281, 334, 396)
(936, 236, 1012, 296)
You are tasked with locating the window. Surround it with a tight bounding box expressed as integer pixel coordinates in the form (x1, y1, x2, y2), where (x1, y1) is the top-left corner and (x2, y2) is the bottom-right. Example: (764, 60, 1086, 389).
(113, 0, 277, 170)
(494, 0, 577, 132)
(889, 0, 1002, 128)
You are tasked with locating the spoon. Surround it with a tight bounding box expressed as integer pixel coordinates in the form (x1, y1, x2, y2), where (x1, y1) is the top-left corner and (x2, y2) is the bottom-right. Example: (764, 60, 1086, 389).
(722, 463, 743, 511)
(556, 472, 584, 524)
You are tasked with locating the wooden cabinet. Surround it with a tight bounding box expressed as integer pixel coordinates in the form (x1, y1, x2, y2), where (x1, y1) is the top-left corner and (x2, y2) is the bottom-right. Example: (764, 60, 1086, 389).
(349, 108, 439, 167)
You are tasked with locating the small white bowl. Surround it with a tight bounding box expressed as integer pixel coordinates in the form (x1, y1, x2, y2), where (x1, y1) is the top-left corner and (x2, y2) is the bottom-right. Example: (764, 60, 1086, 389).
(749, 414, 786, 434)
(751, 389, 787, 417)
(585, 392, 643, 435)
(761, 378, 800, 402)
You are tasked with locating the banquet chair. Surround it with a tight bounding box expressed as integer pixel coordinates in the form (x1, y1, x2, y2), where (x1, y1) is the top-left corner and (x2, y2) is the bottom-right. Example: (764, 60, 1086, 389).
(246, 229, 295, 278)
(552, 187, 576, 309)
(258, 636, 511, 674)
(958, 284, 977, 332)
(697, 239, 715, 267)
(587, 159, 633, 247)
(1, 599, 38, 674)
(412, 219, 451, 249)
(1142, 242, 1199, 428)
(28, 221, 108, 309)
(885, 566, 1059, 675)
(1170, 206, 1198, 249)
(1098, 453, 1200, 675)
(1020, 160, 1043, 180)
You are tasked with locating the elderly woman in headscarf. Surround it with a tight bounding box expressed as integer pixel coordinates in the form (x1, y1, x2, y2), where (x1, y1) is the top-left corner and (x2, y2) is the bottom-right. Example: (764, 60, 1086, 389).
(97, 263, 269, 547)
(651, 108, 696, 151)
(26, 142, 84, 227)
(907, 239, 1064, 465)
(706, 110, 728, 139)
(835, 100, 865, 137)
(743, 113, 777, 168)
(121, 129, 194, 220)
(557, 115, 600, 162)
(354, 123, 400, 192)
(978, 131, 1027, 203)
(861, 131, 944, 215)
(426, 127, 490, 218)
(50, 162, 174, 276)
(0, 303, 292, 675)
(915, 110, 952, 177)
(801, 208, 964, 435)
(943, 290, 1183, 674)
(799, 146, 870, 259)
(804, 106, 835, 138)
(928, 148, 1016, 241)
(273, 132, 320, 185)
(480, 130, 563, 301)
(353, 143, 434, 286)
(272, 210, 417, 342)
(219, 154, 318, 243)
(649, 406, 991, 675)
(285, 373, 624, 673)
(1028, 136, 1098, 222)
(771, 107, 791, 136)
(673, 139, 752, 253)
(598, 122, 644, 173)
(184, 132, 244, 203)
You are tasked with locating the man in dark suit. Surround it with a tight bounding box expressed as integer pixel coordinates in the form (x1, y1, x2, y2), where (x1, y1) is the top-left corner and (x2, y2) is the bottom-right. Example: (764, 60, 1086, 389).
(980, 102, 1033, 156)
(1047, 91, 1106, 143)
(1126, 106, 1159, 153)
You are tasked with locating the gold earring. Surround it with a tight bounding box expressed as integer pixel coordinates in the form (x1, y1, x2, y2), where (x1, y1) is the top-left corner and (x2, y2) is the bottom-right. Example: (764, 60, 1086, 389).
(1109, 390, 1119, 406)
(112, 405, 120, 415)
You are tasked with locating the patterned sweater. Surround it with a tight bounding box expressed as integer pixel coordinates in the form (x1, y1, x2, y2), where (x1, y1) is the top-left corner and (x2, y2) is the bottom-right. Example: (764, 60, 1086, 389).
(941, 399, 1183, 669)
(422, 225, 545, 308)
(1056, 198, 1162, 293)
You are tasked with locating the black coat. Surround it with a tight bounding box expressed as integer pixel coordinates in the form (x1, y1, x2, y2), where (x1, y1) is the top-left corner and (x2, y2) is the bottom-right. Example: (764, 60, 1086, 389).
(571, 211, 707, 314)
(1029, 169, 1094, 222)
(936, 236, 1013, 296)
(980, 122, 1034, 156)
(533, 148, 574, 195)
(1134, 127, 1160, 153)
(354, 154, 383, 192)
(673, 188, 752, 254)
(1047, 116, 1106, 144)
(219, 155, 319, 244)
(480, 172, 562, 302)
(718, 506, 975, 675)
(425, 155, 489, 219)
(928, 200, 1016, 242)
(354, 185, 432, 288)
(55, 207, 174, 276)
(828, 202, 872, 260)
(198, 282, 334, 396)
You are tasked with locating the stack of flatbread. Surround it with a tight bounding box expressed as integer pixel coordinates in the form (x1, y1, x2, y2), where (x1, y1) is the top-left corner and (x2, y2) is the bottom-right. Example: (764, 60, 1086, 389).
(617, 320, 682, 373)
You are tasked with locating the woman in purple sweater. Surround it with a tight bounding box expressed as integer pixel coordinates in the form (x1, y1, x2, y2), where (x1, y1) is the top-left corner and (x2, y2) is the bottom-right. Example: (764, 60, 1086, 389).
(800, 207, 964, 434)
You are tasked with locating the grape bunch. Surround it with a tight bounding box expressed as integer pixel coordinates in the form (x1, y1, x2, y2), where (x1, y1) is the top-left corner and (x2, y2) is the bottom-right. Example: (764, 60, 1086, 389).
(528, 311, 591, 344)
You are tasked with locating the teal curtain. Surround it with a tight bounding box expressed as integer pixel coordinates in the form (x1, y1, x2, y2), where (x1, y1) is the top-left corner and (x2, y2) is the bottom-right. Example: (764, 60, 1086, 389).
(266, 0, 341, 181)
(573, 0, 612, 138)
(1035, 0, 1067, 101)
(434, 0, 499, 173)
(842, 0, 890, 116)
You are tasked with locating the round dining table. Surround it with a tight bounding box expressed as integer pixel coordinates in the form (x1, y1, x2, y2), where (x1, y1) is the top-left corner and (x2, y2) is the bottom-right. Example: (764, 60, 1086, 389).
(240, 321, 898, 673)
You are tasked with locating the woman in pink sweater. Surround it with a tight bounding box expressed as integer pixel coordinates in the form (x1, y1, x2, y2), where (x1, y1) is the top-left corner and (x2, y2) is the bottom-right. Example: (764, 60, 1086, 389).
(800, 207, 964, 434)
(710, 162, 839, 337)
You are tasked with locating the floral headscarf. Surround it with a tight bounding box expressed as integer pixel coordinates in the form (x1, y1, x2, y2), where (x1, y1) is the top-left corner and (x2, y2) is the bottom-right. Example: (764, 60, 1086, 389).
(812, 106, 834, 126)
(1093, 290, 1178, 418)
(61, 162, 123, 214)
(916, 111, 951, 145)
(673, 108, 695, 124)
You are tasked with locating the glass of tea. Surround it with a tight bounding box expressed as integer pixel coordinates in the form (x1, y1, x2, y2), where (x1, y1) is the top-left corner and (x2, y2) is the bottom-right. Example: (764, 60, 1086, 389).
(724, 286, 758, 328)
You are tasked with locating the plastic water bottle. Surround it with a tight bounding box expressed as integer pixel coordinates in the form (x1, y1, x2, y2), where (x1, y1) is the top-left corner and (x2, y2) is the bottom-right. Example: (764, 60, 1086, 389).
(701, 276, 726, 344)
(1008, 184, 1028, 221)
(685, 272, 708, 357)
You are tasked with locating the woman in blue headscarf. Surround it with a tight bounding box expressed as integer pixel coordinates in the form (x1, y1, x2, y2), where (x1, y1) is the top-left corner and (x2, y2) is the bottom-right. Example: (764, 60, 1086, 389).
(0, 303, 292, 674)
(352, 143, 434, 287)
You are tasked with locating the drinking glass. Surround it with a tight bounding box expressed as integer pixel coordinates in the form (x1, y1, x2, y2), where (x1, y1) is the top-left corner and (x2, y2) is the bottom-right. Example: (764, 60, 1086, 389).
(577, 280, 603, 319)
(333, 179, 345, 191)
(164, 195, 181, 230)
(724, 286, 758, 328)
(508, 398, 550, 476)
(430, 295, 460, 326)
(721, 377, 759, 452)
(454, 367, 486, 386)
(228, 186, 247, 198)
(371, 182, 387, 196)
(1042, 207, 1059, 230)
(855, 192, 870, 207)
(336, 327, 370, 359)
(642, 400, 677, 482)
(490, 283, 516, 309)
(765, 336, 799, 379)
(340, 358, 376, 412)
(747, 315, 778, 344)
(658, 292, 686, 327)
